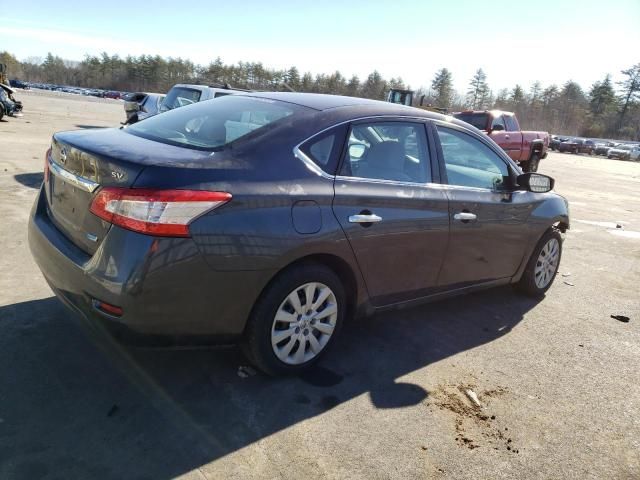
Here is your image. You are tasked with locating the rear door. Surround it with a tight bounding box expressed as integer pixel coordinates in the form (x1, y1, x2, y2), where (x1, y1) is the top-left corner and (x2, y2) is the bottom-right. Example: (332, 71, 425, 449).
(432, 122, 532, 287)
(332, 120, 450, 306)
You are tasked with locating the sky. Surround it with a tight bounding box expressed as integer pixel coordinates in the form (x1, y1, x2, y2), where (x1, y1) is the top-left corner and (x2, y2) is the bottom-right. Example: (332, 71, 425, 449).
(1, 0, 639, 94)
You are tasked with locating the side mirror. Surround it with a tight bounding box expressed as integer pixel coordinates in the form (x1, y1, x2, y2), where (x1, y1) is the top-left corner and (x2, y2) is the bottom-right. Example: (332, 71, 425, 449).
(349, 143, 366, 159)
(517, 172, 554, 193)
(491, 124, 505, 132)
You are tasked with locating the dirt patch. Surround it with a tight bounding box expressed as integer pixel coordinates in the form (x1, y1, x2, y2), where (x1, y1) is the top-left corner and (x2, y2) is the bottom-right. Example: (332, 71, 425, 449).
(430, 384, 518, 453)
(482, 387, 508, 398)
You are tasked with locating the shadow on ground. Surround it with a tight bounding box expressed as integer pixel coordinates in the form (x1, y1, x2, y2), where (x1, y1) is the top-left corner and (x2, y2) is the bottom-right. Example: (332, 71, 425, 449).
(0, 288, 538, 479)
(14, 173, 43, 189)
(74, 124, 109, 129)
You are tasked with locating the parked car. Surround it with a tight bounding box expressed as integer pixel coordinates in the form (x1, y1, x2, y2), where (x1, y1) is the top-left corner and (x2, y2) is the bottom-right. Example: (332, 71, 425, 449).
(629, 146, 640, 161)
(0, 83, 23, 120)
(29, 93, 569, 376)
(557, 138, 593, 154)
(594, 142, 615, 156)
(583, 139, 596, 154)
(9, 79, 29, 89)
(122, 92, 166, 124)
(452, 110, 549, 172)
(550, 136, 567, 151)
(104, 91, 121, 99)
(607, 144, 636, 160)
(158, 83, 248, 113)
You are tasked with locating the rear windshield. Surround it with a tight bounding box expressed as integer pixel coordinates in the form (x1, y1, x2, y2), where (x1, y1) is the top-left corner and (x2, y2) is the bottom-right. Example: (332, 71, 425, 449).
(453, 112, 488, 130)
(126, 95, 303, 150)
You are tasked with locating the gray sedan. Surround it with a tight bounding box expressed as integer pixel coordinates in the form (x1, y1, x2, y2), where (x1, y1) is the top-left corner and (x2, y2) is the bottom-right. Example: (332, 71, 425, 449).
(29, 93, 569, 375)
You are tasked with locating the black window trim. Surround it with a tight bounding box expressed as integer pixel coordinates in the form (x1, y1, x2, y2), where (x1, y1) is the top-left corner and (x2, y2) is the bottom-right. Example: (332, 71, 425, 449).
(429, 120, 520, 192)
(297, 124, 349, 176)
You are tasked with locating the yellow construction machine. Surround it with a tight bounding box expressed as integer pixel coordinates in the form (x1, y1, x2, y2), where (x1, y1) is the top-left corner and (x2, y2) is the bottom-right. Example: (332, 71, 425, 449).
(386, 88, 448, 114)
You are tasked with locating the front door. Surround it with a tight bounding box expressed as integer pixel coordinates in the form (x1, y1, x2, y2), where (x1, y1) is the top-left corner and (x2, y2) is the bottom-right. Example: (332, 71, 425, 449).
(332, 120, 450, 306)
(433, 123, 533, 287)
(489, 114, 520, 161)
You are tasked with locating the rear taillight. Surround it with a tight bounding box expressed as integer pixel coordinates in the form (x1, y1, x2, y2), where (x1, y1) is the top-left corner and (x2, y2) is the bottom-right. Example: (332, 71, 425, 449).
(44, 147, 51, 183)
(89, 188, 231, 237)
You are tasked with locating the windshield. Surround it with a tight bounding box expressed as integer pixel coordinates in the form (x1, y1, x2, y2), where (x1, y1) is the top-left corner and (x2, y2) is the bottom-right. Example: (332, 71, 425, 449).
(127, 95, 304, 150)
(453, 112, 489, 130)
(160, 87, 202, 111)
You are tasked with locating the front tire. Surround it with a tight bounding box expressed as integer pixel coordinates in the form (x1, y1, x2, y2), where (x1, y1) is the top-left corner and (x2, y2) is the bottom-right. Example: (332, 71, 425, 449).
(242, 263, 346, 376)
(516, 229, 562, 297)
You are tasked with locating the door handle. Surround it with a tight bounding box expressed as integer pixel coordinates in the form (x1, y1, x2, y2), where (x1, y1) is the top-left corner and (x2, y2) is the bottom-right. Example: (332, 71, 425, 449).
(505, 135, 510, 140)
(349, 214, 382, 224)
(453, 212, 477, 222)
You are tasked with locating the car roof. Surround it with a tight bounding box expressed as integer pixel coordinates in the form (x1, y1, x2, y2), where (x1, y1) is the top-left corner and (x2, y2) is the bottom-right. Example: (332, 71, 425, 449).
(235, 91, 449, 117)
(172, 83, 250, 93)
(454, 109, 515, 117)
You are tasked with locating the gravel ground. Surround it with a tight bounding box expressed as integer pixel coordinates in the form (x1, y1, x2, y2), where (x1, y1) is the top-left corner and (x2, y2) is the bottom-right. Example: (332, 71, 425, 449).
(0, 90, 638, 480)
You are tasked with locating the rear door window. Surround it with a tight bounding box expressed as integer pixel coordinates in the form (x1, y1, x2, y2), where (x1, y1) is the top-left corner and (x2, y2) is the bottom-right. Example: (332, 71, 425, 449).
(339, 122, 431, 183)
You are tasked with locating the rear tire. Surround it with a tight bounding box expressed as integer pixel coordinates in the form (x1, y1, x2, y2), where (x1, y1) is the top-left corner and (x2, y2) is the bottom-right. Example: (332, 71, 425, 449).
(515, 229, 562, 297)
(241, 263, 346, 376)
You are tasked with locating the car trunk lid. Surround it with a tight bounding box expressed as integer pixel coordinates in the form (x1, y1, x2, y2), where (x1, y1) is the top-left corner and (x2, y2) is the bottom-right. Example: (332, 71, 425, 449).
(45, 130, 151, 255)
(45, 127, 234, 255)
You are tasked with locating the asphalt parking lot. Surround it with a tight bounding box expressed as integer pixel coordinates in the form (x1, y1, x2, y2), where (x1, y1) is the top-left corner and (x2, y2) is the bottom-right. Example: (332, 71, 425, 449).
(1, 90, 638, 480)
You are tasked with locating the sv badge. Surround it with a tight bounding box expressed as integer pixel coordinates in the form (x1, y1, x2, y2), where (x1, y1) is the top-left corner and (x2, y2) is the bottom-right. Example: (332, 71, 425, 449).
(111, 171, 125, 180)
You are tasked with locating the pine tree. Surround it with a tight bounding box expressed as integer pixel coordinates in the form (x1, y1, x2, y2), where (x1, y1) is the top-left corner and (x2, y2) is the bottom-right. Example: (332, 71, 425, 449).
(285, 66, 300, 90)
(466, 68, 489, 109)
(345, 75, 360, 97)
(431, 68, 453, 108)
(617, 63, 640, 128)
(361, 70, 386, 100)
(589, 75, 616, 116)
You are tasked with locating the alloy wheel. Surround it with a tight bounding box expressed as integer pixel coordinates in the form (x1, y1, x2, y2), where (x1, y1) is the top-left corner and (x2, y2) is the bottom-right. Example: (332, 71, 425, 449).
(271, 282, 338, 365)
(534, 238, 560, 289)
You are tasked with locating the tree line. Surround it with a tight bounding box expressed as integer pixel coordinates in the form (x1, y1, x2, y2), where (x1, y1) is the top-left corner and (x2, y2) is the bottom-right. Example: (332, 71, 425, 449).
(1, 51, 639, 140)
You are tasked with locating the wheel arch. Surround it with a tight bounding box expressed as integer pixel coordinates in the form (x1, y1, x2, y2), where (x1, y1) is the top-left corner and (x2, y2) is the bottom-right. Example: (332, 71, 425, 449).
(529, 140, 545, 159)
(511, 194, 569, 282)
(511, 223, 564, 283)
(242, 252, 366, 336)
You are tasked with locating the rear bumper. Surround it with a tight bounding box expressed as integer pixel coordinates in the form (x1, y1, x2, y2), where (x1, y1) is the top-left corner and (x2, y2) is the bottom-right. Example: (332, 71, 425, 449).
(28, 186, 273, 339)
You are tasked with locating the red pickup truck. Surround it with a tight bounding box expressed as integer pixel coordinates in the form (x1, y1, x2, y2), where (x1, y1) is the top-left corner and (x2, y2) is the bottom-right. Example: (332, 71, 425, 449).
(452, 110, 549, 172)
